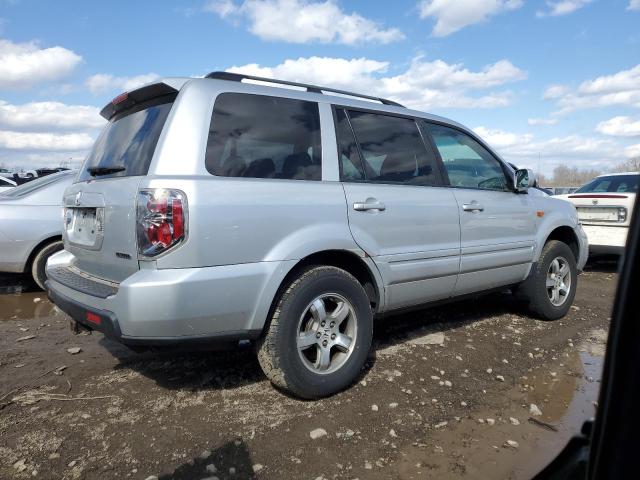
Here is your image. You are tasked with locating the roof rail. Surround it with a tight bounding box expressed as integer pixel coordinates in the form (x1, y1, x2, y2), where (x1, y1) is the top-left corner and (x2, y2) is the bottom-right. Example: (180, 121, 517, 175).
(205, 71, 404, 108)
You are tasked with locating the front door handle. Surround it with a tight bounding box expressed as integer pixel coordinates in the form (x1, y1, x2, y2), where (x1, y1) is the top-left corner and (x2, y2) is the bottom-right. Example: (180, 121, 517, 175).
(462, 202, 484, 212)
(353, 200, 386, 212)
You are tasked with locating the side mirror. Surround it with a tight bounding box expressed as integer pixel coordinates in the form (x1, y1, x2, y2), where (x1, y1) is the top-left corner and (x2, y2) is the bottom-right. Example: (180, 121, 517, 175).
(515, 168, 534, 192)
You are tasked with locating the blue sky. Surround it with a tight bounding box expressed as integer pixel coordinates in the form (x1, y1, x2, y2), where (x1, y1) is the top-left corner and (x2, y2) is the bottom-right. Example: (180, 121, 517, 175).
(1, 0, 639, 173)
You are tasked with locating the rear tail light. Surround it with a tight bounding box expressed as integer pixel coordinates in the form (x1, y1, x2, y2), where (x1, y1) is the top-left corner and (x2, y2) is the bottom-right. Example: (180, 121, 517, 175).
(136, 189, 187, 257)
(618, 207, 627, 222)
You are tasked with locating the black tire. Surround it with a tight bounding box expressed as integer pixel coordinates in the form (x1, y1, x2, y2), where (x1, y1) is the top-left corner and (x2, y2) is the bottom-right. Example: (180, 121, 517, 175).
(257, 266, 373, 399)
(31, 240, 64, 290)
(516, 240, 577, 320)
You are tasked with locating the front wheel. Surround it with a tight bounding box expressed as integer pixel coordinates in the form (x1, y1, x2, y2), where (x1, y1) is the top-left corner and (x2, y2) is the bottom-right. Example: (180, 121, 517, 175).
(257, 266, 373, 399)
(516, 240, 578, 320)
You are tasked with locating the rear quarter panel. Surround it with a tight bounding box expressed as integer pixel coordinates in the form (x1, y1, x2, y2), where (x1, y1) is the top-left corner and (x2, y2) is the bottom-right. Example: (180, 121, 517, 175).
(143, 177, 360, 268)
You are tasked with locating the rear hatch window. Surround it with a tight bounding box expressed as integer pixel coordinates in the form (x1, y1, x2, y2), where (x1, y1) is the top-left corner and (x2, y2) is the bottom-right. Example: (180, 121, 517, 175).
(78, 97, 174, 182)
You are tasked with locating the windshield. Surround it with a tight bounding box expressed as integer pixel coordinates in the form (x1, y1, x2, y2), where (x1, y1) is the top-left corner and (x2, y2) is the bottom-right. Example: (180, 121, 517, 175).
(78, 98, 174, 182)
(0, 170, 75, 198)
(575, 175, 639, 193)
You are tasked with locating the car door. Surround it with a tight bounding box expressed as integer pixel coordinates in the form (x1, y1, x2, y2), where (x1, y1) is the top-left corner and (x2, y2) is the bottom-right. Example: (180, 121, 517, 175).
(424, 122, 536, 296)
(335, 108, 461, 310)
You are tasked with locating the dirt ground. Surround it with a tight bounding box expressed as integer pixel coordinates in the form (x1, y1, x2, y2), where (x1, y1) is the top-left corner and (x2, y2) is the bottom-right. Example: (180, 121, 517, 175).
(0, 259, 619, 480)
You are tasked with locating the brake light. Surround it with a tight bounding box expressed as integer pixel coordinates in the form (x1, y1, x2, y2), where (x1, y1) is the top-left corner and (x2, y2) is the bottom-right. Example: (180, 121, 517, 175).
(86, 312, 101, 325)
(112, 92, 128, 105)
(136, 189, 187, 257)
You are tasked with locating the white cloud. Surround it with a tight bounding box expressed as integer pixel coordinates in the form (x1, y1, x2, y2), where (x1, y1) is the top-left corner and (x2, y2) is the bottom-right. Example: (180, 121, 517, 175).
(473, 126, 533, 150)
(227, 56, 526, 110)
(628, 0, 640, 11)
(0, 130, 95, 151)
(204, 0, 404, 44)
(537, 0, 591, 17)
(0, 38, 82, 89)
(472, 126, 635, 171)
(596, 116, 640, 137)
(528, 118, 558, 126)
(418, 0, 523, 37)
(544, 64, 640, 113)
(626, 143, 640, 158)
(86, 73, 161, 95)
(0, 100, 104, 131)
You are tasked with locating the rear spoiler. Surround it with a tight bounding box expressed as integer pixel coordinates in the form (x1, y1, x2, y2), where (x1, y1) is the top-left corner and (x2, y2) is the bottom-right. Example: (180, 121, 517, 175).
(99, 79, 186, 121)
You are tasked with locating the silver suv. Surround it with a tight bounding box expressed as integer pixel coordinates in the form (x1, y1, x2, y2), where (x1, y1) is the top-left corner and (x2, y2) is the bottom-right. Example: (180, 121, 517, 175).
(46, 72, 588, 398)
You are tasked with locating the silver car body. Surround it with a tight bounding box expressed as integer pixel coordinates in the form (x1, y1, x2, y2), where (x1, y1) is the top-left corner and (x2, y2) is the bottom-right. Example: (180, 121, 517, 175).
(0, 171, 75, 273)
(46, 77, 588, 344)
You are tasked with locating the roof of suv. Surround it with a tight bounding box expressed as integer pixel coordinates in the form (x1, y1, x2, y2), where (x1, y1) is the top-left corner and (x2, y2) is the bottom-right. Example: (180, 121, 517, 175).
(99, 74, 503, 166)
(103, 74, 467, 132)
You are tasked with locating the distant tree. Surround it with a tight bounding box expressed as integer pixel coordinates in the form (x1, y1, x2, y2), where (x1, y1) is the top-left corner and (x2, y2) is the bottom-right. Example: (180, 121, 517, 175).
(612, 157, 640, 173)
(536, 172, 548, 186)
(547, 165, 601, 187)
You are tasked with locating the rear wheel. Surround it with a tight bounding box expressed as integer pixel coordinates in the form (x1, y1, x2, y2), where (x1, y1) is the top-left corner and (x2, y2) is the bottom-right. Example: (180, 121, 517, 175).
(31, 240, 64, 290)
(516, 240, 577, 320)
(257, 266, 373, 399)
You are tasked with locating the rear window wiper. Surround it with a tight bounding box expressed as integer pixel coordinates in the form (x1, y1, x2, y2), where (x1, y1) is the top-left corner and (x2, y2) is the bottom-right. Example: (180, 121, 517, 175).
(87, 166, 126, 176)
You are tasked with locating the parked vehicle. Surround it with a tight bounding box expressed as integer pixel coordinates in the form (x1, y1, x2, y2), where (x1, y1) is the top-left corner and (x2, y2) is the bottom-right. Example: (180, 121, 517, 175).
(11, 170, 39, 185)
(557, 172, 638, 254)
(0, 176, 17, 193)
(46, 73, 588, 398)
(551, 186, 579, 195)
(36, 167, 70, 178)
(0, 167, 13, 178)
(0, 170, 76, 289)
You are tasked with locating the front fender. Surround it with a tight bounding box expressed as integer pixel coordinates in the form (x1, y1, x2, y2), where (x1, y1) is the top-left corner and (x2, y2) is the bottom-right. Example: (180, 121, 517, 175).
(532, 197, 586, 269)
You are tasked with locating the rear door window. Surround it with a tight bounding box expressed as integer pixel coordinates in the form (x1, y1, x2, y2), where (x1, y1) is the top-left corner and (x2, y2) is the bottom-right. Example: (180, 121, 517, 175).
(78, 98, 174, 182)
(205, 93, 322, 181)
(335, 109, 365, 182)
(340, 110, 441, 186)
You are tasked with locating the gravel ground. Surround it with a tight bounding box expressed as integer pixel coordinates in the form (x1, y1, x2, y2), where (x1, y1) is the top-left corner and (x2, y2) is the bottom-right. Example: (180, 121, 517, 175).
(0, 259, 618, 479)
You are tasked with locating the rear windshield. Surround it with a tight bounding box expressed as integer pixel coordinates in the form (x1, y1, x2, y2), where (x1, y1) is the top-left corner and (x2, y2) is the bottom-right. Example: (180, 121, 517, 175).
(575, 175, 639, 193)
(78, 98, 174, 182)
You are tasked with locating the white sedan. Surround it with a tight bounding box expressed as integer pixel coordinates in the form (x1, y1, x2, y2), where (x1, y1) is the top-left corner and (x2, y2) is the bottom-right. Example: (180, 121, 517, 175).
(557, 172, 638, 254)
(0, 170, 75, 289)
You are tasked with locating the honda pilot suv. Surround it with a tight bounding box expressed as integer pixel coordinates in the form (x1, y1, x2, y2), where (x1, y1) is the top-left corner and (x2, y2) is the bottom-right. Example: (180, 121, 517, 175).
(46, 72, 588, 398)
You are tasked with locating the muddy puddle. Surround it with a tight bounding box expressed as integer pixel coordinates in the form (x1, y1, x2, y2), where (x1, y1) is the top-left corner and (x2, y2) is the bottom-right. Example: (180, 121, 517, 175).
(0, 291, 60, 321)
(396, 337, 604, 480)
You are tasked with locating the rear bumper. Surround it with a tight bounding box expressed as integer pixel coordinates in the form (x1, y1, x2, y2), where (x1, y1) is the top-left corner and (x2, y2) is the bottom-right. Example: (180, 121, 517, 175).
(582, 224, 627, 254)
(46, 250, 294, 344)
(46, 283, 259, 346)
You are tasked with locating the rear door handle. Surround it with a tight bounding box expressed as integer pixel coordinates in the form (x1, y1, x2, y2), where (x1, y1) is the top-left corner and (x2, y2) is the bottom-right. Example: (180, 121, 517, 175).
(353, 200, 386, 212)
(462, 202, 484, 212)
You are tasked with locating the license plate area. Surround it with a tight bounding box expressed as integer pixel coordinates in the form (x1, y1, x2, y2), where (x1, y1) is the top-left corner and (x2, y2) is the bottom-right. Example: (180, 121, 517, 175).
(65, 207, 104, 250)
(576, 207, 619, 222)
